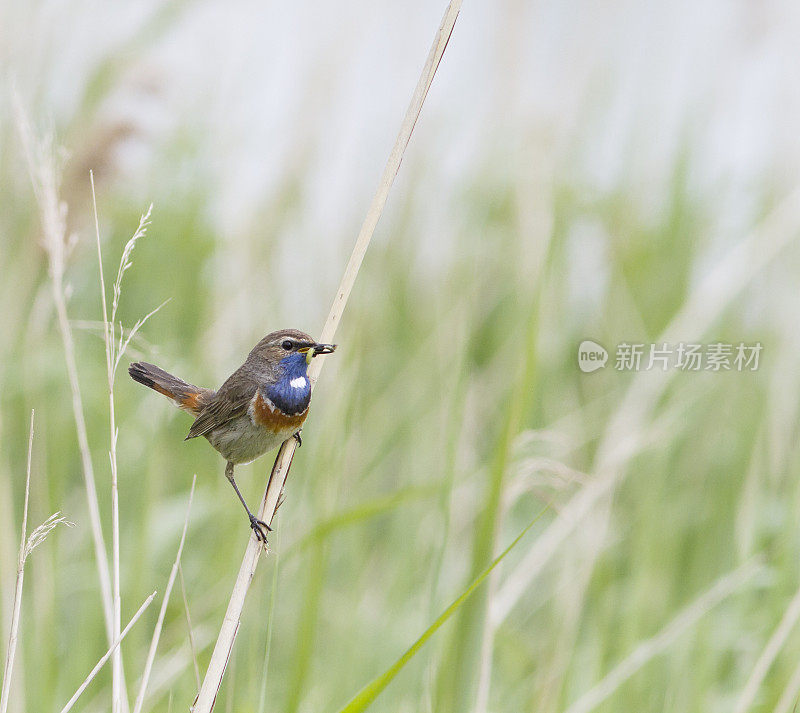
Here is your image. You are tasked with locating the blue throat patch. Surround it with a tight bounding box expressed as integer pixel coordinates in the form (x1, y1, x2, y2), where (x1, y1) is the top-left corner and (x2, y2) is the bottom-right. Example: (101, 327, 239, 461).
(264, 352, 311, 416)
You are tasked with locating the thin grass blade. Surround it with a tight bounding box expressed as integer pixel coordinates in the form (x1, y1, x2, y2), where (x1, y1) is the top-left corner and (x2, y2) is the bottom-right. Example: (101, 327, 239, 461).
(334, 507, 547, 713)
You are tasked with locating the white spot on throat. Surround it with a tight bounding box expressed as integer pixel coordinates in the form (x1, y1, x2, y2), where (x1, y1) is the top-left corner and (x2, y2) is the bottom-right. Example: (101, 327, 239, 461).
(290, 376, 307, 389)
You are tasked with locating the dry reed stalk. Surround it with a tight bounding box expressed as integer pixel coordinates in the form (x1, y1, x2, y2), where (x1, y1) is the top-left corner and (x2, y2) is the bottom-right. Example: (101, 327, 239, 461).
(1, 413, 75, 713)
(91, 170, 159, 713)
(13, 93, 117, 651)
(132, 476, 196, 713)
(92, 171, 124, 713)
(191, 2, 463, 709)
(58, 592, 157, 713)
(0, 412, 34, 713)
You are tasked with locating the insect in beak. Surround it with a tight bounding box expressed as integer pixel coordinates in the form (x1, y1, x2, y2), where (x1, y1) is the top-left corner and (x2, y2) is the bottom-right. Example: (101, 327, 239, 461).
(312, 343, 336, 356)
(298, 343, 336, 364)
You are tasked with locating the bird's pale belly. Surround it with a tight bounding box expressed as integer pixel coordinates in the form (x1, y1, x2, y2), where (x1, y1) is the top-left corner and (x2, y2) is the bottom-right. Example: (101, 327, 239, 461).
(205, 415, 295, 464)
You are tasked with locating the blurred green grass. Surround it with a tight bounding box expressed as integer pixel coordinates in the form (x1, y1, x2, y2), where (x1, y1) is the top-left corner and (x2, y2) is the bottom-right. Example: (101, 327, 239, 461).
(3, 17, 800, 713)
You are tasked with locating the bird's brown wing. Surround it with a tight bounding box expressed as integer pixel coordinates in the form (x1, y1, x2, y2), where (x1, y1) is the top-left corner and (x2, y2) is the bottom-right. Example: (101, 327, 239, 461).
(185, 367, 257, 440)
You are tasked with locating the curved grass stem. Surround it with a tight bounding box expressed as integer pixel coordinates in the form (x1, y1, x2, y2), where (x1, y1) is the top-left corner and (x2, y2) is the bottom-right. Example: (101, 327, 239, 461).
(191, 2, 463, 709)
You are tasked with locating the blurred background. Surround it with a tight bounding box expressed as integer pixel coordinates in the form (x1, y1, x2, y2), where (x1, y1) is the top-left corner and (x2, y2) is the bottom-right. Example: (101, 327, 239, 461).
(3, 0, 800, 711)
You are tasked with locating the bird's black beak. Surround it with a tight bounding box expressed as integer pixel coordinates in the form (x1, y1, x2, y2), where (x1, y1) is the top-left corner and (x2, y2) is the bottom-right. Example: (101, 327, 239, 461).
(312, 343, 336, 356)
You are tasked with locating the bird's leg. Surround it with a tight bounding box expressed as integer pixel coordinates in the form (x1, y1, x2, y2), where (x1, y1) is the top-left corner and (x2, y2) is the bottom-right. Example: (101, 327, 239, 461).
(293, 429, 302, 447)
(225, 461, 271, 542)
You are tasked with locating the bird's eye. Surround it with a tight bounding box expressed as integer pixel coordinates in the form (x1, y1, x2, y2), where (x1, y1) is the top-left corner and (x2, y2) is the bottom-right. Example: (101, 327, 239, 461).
(281, 340, 293, 351)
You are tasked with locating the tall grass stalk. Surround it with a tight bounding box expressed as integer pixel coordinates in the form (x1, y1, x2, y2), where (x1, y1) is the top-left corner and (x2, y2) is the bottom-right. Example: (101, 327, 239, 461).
(0, 412, 34, 713)
(93, 173, 124, 713)
(191, 2, 462, 709)
(58, 592, 157, 713)
(91, 171, 157, 713)
(133, 475, 196, 713)
(1, 412, 74, 713)
(13, 93, 116, 652)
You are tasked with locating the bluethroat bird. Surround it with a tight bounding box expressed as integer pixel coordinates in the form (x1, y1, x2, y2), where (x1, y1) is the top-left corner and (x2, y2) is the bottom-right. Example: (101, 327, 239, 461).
(129, 329, 336, 541)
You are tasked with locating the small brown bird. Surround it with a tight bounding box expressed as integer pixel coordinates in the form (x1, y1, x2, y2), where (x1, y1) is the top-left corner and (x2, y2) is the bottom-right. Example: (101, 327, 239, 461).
(129, 328, 336, 541)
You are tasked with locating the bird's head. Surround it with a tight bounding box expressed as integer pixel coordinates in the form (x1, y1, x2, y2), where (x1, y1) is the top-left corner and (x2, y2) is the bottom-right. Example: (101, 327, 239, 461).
(249, 328, 336, 372)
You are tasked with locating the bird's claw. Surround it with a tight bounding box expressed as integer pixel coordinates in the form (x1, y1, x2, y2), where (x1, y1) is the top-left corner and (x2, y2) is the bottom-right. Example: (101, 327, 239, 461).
(293, 430, 302, 447)
(249, 514, 272, 542)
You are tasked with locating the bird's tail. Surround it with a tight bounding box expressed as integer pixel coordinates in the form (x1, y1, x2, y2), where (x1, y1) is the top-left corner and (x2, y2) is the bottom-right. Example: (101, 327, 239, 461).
(128, 362, 212, 416)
